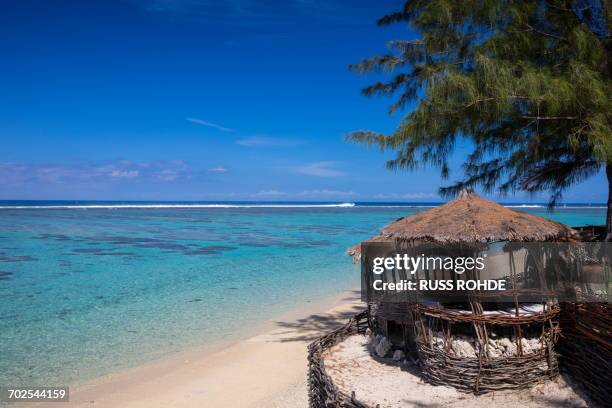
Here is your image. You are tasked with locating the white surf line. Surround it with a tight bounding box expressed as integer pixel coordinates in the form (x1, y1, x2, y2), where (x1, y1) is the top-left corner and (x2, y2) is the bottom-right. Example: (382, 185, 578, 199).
(0, 203, 357, 209)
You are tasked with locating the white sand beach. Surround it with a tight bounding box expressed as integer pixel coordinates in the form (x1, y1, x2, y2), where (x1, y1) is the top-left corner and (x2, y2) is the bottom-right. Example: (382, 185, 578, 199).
(18, 289, 363, 408)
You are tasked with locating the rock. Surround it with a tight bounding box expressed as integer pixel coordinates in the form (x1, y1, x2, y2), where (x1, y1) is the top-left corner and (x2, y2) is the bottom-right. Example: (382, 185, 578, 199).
(369, 334, 381, 349)
(520, 338, 529, 353)
(504, 339, 518, 356)
(488, 342, 504, 358)
(520, 337, 541, 354)
(365, 328, 372, 336)
(452, 337, 476, 358)
(392, 350, 405, 361)
(432, 334, 445, 347)
(375, 336, 392, 357)
(497, 337, 513, 350)
(430, 332, 545, 358)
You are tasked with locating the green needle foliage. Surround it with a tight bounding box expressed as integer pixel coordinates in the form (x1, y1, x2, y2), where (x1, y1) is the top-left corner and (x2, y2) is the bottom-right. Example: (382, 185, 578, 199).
(348, 0, 612, 239)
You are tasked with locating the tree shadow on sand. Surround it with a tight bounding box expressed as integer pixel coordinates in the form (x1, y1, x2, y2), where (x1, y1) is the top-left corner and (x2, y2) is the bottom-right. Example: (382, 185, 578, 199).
(272, 291, 365, 343)
(400, 401, 443, 408)
(540, 373, 596, 408)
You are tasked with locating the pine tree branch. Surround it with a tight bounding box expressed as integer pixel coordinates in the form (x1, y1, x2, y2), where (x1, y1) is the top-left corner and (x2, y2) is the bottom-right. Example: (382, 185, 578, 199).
(518, 115, 579, 120)
(522, 23, 565, 40)
(545, 1, 592, 13)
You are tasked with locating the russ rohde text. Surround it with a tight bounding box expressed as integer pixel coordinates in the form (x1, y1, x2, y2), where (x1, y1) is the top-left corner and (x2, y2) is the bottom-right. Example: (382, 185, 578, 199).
(372, 279, 506, 291)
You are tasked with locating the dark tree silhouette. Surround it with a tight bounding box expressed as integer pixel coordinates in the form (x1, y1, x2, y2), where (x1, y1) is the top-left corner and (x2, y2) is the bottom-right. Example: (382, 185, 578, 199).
(348, 0, 612, 239)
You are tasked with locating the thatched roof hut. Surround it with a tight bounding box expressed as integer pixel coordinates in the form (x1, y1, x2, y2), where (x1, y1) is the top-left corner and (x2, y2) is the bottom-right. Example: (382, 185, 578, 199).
(348, 189, 579, 259)
(343, 190, 582, 394)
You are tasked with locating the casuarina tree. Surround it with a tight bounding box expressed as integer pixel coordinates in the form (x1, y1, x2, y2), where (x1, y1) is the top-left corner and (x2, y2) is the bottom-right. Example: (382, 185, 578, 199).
(348, 0, 612, 239)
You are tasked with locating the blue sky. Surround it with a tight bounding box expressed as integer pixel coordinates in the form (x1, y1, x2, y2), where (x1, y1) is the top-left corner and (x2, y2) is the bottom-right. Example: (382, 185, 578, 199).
(0, 0, 606, 203)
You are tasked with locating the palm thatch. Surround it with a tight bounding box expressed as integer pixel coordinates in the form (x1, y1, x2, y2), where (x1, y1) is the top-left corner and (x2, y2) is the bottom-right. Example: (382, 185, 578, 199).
(348, 190, 579, 260)
(347, 235, 390, 260)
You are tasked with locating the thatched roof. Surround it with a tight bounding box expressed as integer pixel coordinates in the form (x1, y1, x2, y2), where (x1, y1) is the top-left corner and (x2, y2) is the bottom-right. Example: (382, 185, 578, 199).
(346, 235, 390, 259)
(348, 190, 579, 259)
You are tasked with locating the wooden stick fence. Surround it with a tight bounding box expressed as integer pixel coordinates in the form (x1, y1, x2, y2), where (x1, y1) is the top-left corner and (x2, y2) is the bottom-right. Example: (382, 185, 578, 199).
(559, 302, 611, 407)
(308, 311, 376, 408)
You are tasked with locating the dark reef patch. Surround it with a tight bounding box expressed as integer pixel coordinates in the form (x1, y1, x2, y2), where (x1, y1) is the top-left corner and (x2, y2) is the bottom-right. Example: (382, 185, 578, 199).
(0, 252, 37, 262)
(295, 225, 345, 234)
(182, 245, 236, 255)
(97, 252, 135, 256)
(33, 233, 75, 242)
(136, 242, 190, 251)
(84, 235, 198, 253)
(72, 248, 135, 256)
(0, 271, 13, 280)
(73, 248, 107, 254)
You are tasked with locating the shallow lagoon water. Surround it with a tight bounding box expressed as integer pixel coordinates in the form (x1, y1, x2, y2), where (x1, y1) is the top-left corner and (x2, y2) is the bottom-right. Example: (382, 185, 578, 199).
(0, 203, 605, 385)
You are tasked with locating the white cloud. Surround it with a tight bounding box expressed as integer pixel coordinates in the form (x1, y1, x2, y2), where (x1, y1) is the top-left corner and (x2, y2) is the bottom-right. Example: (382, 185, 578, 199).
(208, 166, 229, 173)
(108, 170, 140, 178)
(36, 167, 90, 182)
(297, 189, 356, 198)
(186, 117, 235, 132)
(0, 160, 192, 185)
(235, 136, 303, 147)
(373, 192, 439, 200)
(251, 189, 289, 198)
(155, 169, 181, 181)
(249, 189, 355, 199)
(295, 161, 344, 177)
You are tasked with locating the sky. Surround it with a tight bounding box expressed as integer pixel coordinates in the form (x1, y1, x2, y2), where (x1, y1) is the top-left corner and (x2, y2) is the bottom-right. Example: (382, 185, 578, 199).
(0, 0, 606, 203)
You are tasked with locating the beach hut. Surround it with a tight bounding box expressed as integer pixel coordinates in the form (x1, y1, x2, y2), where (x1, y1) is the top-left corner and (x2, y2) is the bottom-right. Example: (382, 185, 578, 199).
(348, 189, 580, 393)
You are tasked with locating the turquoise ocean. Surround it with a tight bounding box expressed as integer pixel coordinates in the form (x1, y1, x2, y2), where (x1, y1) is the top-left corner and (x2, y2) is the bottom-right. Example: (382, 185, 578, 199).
(0, 201, 605, 386)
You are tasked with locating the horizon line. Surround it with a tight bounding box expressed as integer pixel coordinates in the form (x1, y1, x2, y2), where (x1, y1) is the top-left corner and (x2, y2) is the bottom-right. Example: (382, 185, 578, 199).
(0, 199, 606, 205)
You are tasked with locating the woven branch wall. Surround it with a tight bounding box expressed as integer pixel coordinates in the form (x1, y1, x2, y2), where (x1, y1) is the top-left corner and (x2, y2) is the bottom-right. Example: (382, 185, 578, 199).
(307, 311, 375, 408)
(413, 305, 560, 394)
(559, 302, 611, 407)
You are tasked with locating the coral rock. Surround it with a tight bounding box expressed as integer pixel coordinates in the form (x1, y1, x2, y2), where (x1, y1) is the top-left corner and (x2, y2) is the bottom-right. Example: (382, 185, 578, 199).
(375, 336, 392, 358)
(392, 350, 405, 361)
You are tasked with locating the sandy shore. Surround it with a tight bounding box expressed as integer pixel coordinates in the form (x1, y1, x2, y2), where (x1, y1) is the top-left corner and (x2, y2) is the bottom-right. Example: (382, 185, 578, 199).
(325, 335, 591, 408)
(18, 289, 363, 408)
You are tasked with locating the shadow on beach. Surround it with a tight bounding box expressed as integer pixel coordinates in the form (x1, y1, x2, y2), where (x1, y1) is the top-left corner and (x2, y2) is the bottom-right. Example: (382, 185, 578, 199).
(271, 290, 365, 343)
